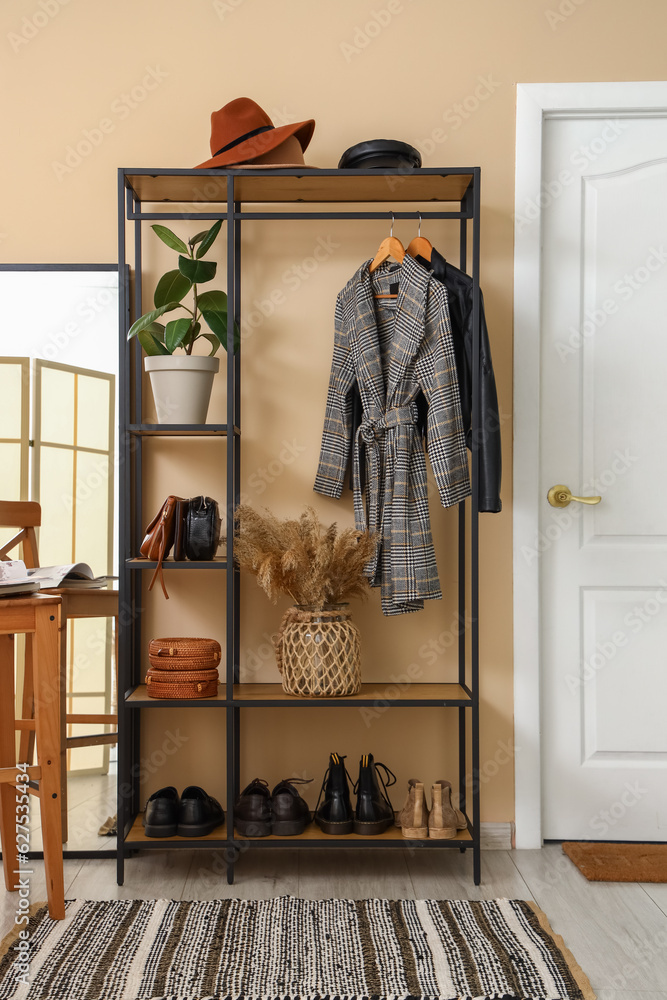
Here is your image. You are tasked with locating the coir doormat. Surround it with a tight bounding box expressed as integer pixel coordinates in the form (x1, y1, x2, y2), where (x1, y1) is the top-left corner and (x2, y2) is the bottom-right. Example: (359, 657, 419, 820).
(563, 840, 667, 882)
(0, 896, 595, 1000)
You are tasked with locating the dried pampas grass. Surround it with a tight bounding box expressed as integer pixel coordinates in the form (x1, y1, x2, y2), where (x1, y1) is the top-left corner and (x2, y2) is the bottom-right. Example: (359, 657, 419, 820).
(234, 505, 375, 606)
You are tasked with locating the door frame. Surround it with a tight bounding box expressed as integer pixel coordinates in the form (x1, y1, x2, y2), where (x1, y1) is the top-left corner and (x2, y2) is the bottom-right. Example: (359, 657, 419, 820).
(513, 81, 667, 849)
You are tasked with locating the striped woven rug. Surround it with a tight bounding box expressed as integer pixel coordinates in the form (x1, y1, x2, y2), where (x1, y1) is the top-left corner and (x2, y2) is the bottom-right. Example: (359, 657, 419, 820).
(0, 897, 594, 1000)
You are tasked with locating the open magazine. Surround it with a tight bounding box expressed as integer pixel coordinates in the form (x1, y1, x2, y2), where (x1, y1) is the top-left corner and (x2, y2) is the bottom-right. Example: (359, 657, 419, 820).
(0, 559, 116, 593)
(0, 560, 41, 596)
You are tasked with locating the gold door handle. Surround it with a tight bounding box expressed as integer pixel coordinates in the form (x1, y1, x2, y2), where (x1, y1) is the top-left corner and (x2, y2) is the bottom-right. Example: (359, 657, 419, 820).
(547, 484, 602, 508)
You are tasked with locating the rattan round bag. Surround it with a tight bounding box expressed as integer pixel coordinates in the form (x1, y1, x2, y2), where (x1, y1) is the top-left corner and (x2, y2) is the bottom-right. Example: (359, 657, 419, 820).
(145, 666, 219, 699)
(148, 637, 221, 671)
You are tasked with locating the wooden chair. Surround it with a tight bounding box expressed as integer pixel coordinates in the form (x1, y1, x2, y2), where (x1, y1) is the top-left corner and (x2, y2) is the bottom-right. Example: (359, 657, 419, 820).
(0, 593, 65, 919)
(0, 501, 118, 841)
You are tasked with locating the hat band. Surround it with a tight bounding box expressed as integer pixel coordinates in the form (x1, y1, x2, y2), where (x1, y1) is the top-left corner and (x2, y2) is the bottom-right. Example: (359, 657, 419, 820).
(213, 124, 274, 158)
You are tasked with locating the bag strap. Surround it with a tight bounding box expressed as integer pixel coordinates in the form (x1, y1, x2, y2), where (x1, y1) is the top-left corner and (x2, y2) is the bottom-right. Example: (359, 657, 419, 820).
(147, 519, 171, 599)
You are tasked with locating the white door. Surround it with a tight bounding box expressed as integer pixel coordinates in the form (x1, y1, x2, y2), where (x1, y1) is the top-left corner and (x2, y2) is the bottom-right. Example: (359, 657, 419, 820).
(537, 113, 667, 840)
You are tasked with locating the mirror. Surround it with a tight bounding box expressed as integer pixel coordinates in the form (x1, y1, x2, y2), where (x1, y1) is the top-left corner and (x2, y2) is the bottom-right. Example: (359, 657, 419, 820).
(0, 265, 119, 855)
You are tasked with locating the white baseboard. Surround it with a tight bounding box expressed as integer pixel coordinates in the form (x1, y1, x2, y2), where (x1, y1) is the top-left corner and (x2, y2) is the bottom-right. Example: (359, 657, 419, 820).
(481, 822, 515, 850)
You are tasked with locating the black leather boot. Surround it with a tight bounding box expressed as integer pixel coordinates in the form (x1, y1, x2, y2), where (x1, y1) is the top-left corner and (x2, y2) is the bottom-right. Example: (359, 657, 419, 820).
(354, 754, 396, 835)
(314, 752, 354, 835)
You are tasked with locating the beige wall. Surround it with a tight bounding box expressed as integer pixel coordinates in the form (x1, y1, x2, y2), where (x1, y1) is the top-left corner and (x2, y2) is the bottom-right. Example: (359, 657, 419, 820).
(3, 0, 667, 822)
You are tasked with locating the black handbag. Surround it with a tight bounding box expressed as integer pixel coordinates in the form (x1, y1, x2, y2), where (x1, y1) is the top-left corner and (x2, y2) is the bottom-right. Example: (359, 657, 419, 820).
(184, 496, 221, 560)
(172, 497, 190, 562)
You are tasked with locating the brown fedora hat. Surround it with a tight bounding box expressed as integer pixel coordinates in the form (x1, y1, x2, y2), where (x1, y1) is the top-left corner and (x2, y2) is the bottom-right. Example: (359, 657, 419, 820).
(195, 97, 315, 169)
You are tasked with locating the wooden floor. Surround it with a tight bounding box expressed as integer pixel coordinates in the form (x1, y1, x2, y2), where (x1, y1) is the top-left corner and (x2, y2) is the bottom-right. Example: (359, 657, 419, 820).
(1, 844, 666, 998)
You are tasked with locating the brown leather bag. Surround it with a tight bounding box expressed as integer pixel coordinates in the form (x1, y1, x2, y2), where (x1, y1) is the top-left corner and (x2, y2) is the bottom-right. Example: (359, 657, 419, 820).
(140, 495, 187, 599)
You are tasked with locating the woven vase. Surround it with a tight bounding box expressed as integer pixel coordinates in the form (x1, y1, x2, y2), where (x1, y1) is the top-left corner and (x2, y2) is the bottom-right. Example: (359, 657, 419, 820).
(274, 604, 361, 697)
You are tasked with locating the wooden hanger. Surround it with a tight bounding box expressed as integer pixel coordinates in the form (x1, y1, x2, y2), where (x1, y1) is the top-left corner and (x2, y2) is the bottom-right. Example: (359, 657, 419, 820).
(370, 214, 404, 298)
(406, 213, 433, 262)
(370, 236, 405, 273)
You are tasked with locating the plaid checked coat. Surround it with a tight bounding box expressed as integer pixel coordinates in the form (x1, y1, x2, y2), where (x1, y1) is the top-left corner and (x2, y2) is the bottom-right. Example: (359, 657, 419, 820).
(314, 253, 470, 615)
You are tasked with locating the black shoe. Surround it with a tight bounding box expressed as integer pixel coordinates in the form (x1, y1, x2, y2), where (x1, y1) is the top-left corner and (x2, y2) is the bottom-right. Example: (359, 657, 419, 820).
(354, 754, 396, 835)
(235, 778, 272, 837)
(314, 753, 354, 835)
(271, 778, 312, 836)
(177, 785, 224, 837)
(143, 786, 180, 838)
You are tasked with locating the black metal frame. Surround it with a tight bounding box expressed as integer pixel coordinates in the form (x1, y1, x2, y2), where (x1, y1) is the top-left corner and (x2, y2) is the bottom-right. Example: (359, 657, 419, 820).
(117, 167, 482, 886)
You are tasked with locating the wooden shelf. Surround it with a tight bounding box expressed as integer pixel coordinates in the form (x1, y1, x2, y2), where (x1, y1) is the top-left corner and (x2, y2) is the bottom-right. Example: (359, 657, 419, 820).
(236, 817, 473, 844)
(125, 813, 471, 847)
(126, 556, 228, 570)
(124, 168, 474, 205)
(127, 423, 237, 436)
(125, 684, 225, 706)
(232, 682, 472, 706)
(126, 815, 226, 844)
(125, 682, 471, 707)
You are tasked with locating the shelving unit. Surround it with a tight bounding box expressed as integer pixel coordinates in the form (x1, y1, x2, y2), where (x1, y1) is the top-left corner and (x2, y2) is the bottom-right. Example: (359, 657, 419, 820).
(117, 166, 482, 886)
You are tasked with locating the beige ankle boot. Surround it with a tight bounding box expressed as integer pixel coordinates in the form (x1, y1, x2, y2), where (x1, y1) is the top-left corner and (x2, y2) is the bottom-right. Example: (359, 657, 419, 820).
(397, 779, 429, 839)
(428, 779, 467, 839)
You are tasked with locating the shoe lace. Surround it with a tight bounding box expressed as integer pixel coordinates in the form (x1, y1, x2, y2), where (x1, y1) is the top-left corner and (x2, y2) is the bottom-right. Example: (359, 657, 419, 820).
(314, 756, 354, 814)
(275, 777, 313, 796)
(314, 769, 330, 815)
(353, 761, 397, 809)
(241, 777, 270, 796)
(376, 762, 397, 790)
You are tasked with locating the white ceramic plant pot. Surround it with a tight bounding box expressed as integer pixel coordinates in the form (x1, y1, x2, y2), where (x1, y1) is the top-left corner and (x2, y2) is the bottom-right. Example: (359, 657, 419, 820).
(144, 355, 220, 424)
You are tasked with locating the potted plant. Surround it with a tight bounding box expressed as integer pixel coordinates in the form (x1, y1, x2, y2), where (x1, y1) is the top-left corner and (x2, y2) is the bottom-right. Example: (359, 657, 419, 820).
(234, 505, 376, 697)
(127, 220, 238, 424)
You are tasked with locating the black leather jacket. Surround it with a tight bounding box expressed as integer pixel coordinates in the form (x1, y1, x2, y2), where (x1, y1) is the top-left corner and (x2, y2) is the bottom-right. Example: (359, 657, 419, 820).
(350, 247, 502, 512)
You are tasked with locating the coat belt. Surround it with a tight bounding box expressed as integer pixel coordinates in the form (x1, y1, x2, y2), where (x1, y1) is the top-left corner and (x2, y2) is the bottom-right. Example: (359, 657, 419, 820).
(359, 404, 417, 442)
(353, 404, 418, 576)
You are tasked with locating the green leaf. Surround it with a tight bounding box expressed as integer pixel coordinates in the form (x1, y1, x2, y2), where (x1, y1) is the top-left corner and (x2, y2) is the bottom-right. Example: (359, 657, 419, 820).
(201, 333, 221, 357)
(199, 290, 228, 341)
(165, 318, 193, 353)
(178, 256, 217, 284)
(144, 321, 165, 341)
(195, 219, 223, 259)
(201, 308, 227, 338)
(203, 311, 240, 352)
(197, 289, 228, 312)
(188, 230, 209, 248)
(127, 303, 180, 340)
(151, 225, 188, 254)
(154, 270, 192, 309)
(138, 330, 169, 356)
